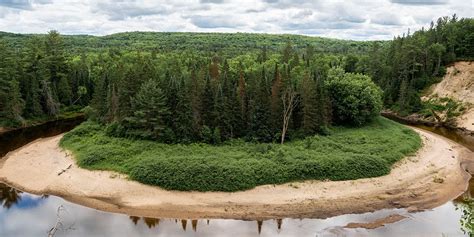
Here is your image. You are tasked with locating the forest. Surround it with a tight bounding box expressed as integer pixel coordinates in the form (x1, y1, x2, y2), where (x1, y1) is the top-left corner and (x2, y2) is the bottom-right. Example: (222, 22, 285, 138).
(0, 15, 473, 144)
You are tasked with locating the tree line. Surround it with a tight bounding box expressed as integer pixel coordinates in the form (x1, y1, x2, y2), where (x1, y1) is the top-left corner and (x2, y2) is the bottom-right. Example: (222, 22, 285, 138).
(363, 15, 473, 114)
(0, 15, 471, 143)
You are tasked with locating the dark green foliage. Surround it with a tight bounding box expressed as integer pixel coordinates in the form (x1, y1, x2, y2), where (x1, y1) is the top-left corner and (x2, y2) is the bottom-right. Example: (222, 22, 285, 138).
(60, 117, 421, 192)
(0, 40, 21, 123)
(358, 15, 474, 114)
(1, 15, 472, 141)
(122, 79, 169, 140)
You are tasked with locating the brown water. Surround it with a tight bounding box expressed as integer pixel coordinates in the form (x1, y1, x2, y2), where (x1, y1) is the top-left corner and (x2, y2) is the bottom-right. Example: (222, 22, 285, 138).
(0, 119, 473, 237)
(0, 116, 84, 157)
(412, 125, 474, 151)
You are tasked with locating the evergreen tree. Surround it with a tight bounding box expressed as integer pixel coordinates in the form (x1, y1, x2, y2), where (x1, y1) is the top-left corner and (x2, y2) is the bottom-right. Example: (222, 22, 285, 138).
(300, 72, 318, 134)
(123, 79, 169, 140)
(0, 40, 24, 124)
(201, 74, 215, 128)
(270, 63, 282, 132)
(43, 30, 69, 105)
(248, 67, 273, 142)
(22, 37, 47, 117)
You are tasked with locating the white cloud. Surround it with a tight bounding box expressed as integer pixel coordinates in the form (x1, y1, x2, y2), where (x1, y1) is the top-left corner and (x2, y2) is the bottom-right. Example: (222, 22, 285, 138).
(0, 0, 471, 40)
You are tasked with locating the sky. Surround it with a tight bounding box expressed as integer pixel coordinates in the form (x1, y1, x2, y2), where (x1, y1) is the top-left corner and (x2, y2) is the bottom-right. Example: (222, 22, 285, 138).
(0, 0, 472, 40)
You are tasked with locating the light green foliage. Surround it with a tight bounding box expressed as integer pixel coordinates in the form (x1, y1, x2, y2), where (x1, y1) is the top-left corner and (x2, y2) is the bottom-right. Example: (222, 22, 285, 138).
(457, 198, 474, 235)
(326, 68, 383, 126)
(60, 117, 421, 192)
(420, 97, 466, 125)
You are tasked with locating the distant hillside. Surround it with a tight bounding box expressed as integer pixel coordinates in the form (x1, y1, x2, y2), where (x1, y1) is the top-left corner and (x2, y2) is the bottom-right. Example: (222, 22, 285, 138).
(0, 31, 384, 56)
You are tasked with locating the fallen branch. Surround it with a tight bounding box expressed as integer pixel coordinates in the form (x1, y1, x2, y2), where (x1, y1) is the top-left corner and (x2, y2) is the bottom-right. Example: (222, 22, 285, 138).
(47, 205, 75, 237)
(57, 164, 72, 176)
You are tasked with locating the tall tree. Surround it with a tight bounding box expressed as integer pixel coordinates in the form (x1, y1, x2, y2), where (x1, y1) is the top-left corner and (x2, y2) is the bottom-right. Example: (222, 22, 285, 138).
(123, 79, 169, 140)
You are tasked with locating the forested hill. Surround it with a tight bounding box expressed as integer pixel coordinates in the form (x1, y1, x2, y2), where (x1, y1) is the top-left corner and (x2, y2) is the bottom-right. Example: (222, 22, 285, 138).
(0, 31, 379, 56)
(0, 15, 472, 143)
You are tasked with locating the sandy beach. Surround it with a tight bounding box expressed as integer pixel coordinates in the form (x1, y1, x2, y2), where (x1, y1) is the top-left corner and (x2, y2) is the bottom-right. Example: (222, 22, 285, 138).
(0, 127, 472, 220)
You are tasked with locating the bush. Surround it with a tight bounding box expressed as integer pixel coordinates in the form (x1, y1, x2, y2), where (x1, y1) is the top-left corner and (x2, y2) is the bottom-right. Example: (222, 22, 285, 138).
(200, 125, 212, 144)
(61, 117, 421, 192)
(326, 68, 383, 126)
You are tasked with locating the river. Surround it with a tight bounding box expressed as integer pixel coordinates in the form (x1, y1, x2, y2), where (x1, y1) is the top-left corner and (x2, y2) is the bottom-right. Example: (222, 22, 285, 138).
(0, 118, 473, 237)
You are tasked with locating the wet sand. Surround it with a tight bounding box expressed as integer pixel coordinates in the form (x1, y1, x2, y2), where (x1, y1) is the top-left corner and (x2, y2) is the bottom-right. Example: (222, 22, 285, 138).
(0, 128, 472, 220)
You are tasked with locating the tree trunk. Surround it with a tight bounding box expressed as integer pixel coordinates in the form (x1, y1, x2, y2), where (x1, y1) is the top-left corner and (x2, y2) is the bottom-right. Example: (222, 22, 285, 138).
(281, 88, 298, 144)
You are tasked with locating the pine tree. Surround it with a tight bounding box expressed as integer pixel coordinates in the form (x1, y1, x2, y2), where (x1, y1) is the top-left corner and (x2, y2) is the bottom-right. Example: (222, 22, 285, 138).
(201, 74, 215, 128)
(171, 76, 195, 143)
(301, 72, 318, 134)
(43, 30, 69, 105)
(189, 67, 203, 137)
(2, 80, 25, 124)
(124, 79, 169, 140)
(90, 62, 110, 122)
(248, 67, 273, 142)
(237, 64, 247, 133)
(0, 40, 25, 124)
(22, 37, 47, 117)
(282, 41, 294, 64)
(270, 63, 282, 132)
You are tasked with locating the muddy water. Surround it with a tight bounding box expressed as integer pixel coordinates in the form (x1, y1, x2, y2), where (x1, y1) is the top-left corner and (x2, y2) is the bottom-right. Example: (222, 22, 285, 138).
(412, 125, 474, 151)
(0, 119, 473, 236)
(0, 116, 85, 157)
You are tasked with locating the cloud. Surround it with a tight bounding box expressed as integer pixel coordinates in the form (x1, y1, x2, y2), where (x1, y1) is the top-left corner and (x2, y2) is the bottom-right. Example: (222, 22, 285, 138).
(0, 0, 52, 10)
(371, 13, 404, 25)
(390, 0, 449, 5)
(0, 0, 471, 40)
(91, 1, 169, 21)
(189, 15, 245, 28)
(0, 0, 33, 10)
(200, 0, 225, 3)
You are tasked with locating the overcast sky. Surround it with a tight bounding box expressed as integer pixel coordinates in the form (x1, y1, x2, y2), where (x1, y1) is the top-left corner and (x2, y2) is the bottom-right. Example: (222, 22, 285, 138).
(0, 0, 472, 40)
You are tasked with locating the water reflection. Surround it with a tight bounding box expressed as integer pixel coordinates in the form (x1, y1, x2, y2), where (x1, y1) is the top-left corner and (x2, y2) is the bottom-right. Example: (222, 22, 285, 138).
(456, 198, 474, 235)
(0, 183, 22, 209)
(0, 181, 470, 237)
(454, 179, 474, 236)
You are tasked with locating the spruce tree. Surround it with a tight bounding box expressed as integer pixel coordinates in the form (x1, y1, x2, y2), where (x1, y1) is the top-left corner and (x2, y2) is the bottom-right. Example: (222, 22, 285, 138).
(124, 79, 169, 140)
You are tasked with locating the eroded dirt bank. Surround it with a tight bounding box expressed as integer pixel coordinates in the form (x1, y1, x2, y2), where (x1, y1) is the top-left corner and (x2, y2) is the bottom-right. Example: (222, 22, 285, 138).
(427, 61, 474, 131)
(0, 128, 472, 220)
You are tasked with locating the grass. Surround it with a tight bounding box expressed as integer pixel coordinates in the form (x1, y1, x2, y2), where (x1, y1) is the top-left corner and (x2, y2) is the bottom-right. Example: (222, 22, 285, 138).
(59, 117, 422, 192)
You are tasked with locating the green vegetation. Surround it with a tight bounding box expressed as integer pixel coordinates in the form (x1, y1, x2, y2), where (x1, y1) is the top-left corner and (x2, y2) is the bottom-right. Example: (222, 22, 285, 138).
(60, 117, 421, 192)
(1, 15, 472, 133)
(457, 198, 474, 235)
(419, 97, 467, 125)
(0, 31, 378, 56)
(326, 68, 383, 126)
(375, 15, 474, 114)
(1, 15, 470, 191)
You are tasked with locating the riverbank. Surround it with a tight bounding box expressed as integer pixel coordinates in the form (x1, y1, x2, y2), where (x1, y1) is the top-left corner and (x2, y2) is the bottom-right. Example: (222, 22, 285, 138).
(0, 127, 472, 220)
(381, 111, 474, 138)
(0, 112, 85, 135)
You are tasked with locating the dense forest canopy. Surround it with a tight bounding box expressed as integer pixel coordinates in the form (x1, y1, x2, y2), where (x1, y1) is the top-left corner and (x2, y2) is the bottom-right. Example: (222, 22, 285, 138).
(0, 15, 472, 144)
(0, 31, 378, 56)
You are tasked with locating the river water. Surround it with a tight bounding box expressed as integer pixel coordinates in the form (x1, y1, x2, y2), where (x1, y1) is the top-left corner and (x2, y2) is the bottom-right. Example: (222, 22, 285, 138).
(0, 119, 473, 237)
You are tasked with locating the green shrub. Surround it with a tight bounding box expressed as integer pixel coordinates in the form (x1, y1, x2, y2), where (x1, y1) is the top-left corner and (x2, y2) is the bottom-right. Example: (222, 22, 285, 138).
(326, 68, 383, 126)
(61, 117, 421, 192)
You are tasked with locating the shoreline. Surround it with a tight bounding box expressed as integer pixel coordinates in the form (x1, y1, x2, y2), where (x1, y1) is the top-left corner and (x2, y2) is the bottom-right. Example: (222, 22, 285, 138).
(381, 111, 474, 135)
(0, 128, 473, 220)
(0, 113, 85, 136)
